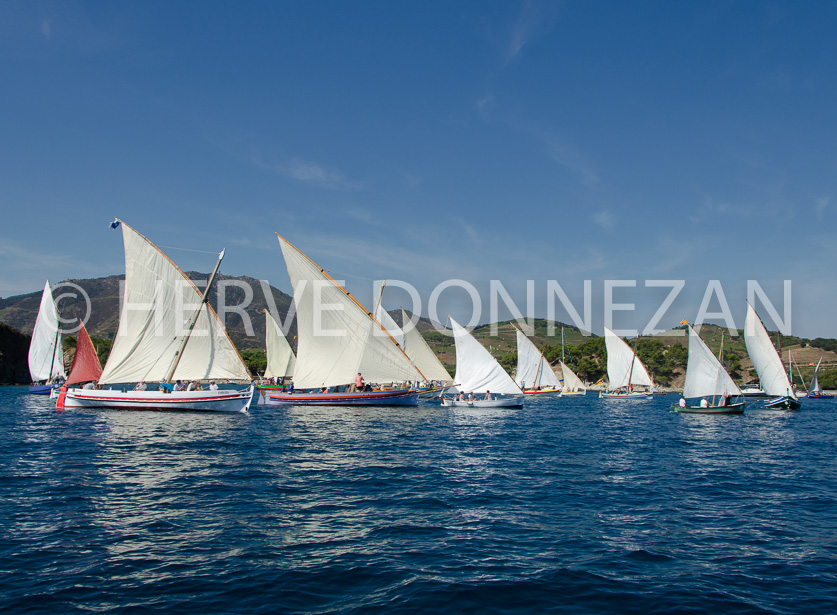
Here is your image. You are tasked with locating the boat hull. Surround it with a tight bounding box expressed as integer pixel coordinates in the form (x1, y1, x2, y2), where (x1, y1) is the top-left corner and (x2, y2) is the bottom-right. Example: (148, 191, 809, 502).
(807, 392, 834, 399)
(61, 387, 254, 413)
(267, 389, 419, 406)
(523, 388, 562, 395)
(559, 390, 586, 397)
(28, 384, 56, 395)
(764, 396, 802, 410)
(672, 401, 745, 414)
(441, 395, 524, 408)
(600, 391, 652, 399)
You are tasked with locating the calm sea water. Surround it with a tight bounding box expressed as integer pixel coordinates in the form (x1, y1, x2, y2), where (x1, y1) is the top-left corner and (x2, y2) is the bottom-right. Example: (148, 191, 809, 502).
(1, 387, 836, 614)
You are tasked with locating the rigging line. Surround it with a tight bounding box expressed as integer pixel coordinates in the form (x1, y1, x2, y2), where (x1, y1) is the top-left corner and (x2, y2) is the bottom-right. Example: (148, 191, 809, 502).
(157, 245, 220, 255)
(322, 269, 380, 282)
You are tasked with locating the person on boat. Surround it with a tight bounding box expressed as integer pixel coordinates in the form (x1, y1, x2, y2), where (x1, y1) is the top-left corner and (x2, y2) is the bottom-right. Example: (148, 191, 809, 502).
(484, 390, 492, 400)
(355, 373, 364, 391)
(173, 380, 186, 392)
(209, 381, 219, 391)
(186, 380, 197, 391)
(159, 381, 173, 393)
(468, 392, 476, 401)
(679, 397, 687, 408)
(722, 394, 731, 407)
(82, 381, 96, 390)
(700, 397, 709, 408)
(135, 381, 147, 391)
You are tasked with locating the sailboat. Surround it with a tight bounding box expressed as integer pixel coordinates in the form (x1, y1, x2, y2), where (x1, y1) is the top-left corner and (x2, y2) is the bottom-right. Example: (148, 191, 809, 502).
(601, 327, 654, 399)
(58, 220, 254, 413)
(515, 328, 561, 394)
(266, 235, 423, 406)
(256, 310, 297, 404)
(28, 280, 66, 394)
(441, 318, 524, 408)
(807, 357, 833, 399)
(744, 303, 801, 410)
(673, 325, 744, 413)
(64, 321, 103, 387)
(558, 327, 586, 396)
(558, 362, 587, 396)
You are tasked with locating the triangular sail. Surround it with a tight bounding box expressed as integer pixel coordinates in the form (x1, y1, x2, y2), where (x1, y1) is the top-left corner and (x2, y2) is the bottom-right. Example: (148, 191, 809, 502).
(28, 280, 66, 382)
(744, 304, 795, 398)
(276, 235, 422, 389)
(65, 322, 103, 386)
(401, 310, 452, 382)
(451, 318, 522, 395)
(683, 326, 741, 399)
(515, 329, 561, 388)
(604, 327, 653, 389)
(98, 222, 251, 385)
(809, 358, 823, 395)
(560, 361, 586, 392)
(264, 310, 296, 379)
(374, 305, 405, 347)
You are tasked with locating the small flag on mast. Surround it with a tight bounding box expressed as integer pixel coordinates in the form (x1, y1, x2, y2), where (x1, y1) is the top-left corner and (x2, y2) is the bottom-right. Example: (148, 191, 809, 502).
(109, 218, 120, 229)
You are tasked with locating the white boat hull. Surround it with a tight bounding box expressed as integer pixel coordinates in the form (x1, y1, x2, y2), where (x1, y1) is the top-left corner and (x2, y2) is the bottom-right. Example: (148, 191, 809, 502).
(559, 390, 586, 396)
(60, 387, 254, 413)
(600, 391, 652, 399)
(441, 395, 524, 408)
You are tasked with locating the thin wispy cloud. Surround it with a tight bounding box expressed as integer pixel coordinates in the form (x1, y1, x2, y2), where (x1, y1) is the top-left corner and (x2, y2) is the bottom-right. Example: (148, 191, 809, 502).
(250, 153, 364, 191)
(41, 20, 51, 40)
(815, 196, 829, 219)
(503, 1, 558, 66)
(286, 159, 364, 191)
(592, 210, 614, 229)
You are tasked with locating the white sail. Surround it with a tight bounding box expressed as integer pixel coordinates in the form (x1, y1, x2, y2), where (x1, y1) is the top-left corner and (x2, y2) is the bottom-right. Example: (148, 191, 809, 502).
(451, 318, 522, 395)
(277, 235, 422, 389)
(744, 304, 795, 398)
(264, 310, 296, 379)
(809, 358, 823, 395)
(560, 362, 587, 392)
(401, 310, 452, 382)
(604, 327, 653, 389)
(515, 329, 561, 388)
(28, 280, 66, 381)
(683, 326, 741, 399)
(98, 222, 251, 385)
(375, 305, 405, 347)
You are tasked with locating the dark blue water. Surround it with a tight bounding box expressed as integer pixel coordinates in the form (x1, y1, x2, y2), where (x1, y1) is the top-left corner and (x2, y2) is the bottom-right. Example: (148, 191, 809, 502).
(2, 387, 836, 614)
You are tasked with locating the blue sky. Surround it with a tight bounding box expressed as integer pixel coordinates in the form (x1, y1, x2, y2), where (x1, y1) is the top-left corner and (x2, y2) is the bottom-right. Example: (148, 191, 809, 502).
(2, 1, 836, 338)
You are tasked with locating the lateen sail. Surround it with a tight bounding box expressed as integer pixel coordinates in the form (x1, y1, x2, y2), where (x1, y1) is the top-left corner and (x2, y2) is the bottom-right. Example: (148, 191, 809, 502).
(560, 361, 586, 392)
(604, 327, 653, 389)
(65, 322, 103, 386)
(374, 305, 405, 347)
(809, 358, 823, 395)
(264, 310, 296, 379)
(515, 329, 561, 388)
(277, 235, 422, 389)
(98, 222, 251, 384)
(28, 280, 66, 382)
(683, 326, 741, 399)
(451, 318, 522, 395)
(744, 304, 795, 398)
(401, 310, 452, 382)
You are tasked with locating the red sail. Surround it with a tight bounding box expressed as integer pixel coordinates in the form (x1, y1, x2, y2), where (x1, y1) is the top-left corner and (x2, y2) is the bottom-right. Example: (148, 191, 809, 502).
(65, 323, 103, 386)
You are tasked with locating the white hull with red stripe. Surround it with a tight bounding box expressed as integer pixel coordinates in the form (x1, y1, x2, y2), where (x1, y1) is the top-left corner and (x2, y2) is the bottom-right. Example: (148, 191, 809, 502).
(61, 386, 254, 413)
